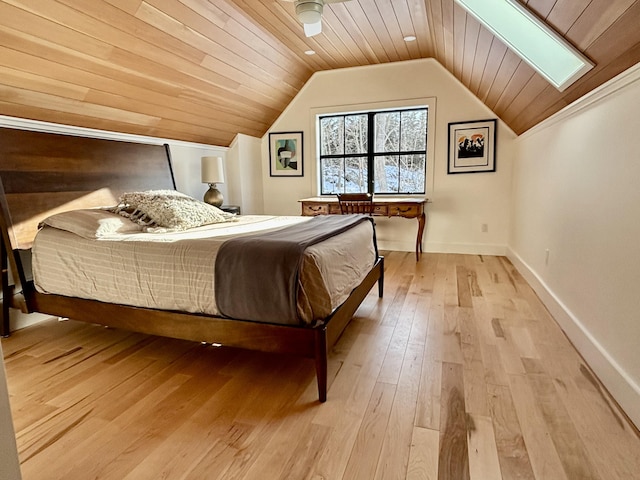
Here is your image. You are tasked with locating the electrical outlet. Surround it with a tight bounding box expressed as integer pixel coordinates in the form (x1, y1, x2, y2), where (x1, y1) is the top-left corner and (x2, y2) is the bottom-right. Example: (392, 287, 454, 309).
(481, 223, 488, 233)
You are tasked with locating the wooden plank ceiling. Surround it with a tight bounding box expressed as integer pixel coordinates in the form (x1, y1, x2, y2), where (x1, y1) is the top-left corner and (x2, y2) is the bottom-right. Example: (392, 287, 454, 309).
(1, 0, 639, 146)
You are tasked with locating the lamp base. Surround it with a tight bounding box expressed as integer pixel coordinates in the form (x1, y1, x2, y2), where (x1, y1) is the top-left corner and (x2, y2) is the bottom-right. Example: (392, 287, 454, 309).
(204, 184, 223, 207)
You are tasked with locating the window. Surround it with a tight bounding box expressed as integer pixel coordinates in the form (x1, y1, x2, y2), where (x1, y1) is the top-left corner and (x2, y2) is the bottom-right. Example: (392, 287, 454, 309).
(319, 107, 428, 195)
(454, 0, 593, 91)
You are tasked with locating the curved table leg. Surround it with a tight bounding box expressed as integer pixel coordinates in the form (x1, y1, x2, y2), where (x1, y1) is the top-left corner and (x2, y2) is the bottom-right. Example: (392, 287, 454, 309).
(416, 212, 426, 261)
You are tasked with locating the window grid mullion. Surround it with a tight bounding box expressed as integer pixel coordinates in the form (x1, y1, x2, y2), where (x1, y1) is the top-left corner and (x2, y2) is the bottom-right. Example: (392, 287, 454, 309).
(367, 112, 374, 194)
(342, 115, 346, 193)
(397, 113, 403, 191)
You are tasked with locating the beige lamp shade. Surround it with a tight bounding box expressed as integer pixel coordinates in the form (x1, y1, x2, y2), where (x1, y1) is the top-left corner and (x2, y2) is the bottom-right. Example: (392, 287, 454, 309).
(201, 156, 225, 184)
(201, 156, 225, 207)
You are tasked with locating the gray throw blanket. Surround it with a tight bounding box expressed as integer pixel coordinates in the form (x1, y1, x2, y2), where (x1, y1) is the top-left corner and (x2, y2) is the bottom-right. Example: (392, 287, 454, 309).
(214, 215, 377, 325)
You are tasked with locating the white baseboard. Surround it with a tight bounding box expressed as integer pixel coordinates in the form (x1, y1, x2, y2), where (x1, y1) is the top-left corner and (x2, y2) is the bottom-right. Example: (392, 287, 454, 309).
(507, 248, 640, 430)
(424, 242, 507, 256)
(377, 240, 506, 256)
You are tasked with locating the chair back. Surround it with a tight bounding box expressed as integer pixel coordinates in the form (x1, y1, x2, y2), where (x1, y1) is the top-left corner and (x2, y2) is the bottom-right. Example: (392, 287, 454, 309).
(337, 193, 374, 214)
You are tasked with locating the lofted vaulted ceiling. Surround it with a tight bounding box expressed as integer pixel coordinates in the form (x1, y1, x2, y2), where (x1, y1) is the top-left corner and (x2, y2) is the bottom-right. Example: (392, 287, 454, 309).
(1, 0, 639, 146)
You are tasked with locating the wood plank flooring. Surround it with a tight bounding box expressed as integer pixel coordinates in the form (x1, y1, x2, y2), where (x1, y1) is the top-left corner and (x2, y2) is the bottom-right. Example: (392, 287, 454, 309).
(2, 252, 640, 479)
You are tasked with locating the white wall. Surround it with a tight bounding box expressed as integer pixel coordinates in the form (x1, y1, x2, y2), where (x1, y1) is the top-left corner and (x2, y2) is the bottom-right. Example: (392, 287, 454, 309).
(166, 143, 227, 202)
(262, 59, 516, 254)
(508, 64, 640, 428)
(227, 133, 264, 214)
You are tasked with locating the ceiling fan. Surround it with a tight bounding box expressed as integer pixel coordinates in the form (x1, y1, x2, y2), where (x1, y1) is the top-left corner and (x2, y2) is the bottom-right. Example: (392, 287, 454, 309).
(282, 0, 352, 37)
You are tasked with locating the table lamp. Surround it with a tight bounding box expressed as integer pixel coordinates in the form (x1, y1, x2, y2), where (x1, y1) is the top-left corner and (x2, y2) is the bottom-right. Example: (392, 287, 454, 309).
(201, 156, 225, 207)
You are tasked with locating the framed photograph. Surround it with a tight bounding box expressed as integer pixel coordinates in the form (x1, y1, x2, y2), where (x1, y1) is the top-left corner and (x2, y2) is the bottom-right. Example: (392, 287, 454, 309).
(447, 119, 496, 174)
(269, 131, 304, 177)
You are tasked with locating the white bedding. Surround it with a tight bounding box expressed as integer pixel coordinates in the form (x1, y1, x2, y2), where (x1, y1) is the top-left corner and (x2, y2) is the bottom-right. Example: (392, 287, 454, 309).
(32, 215, 376, 325)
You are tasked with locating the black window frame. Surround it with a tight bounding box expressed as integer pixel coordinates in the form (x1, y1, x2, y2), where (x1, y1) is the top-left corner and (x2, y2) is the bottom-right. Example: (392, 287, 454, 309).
(318, 107, 428, 195)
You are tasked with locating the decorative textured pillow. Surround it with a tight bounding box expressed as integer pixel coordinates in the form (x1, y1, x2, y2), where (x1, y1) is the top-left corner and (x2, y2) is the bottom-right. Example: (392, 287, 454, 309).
(111, 189, 236, 232)
(39, 209, 143, 239)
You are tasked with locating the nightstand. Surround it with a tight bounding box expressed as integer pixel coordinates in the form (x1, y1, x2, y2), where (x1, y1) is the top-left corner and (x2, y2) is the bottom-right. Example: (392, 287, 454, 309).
(219, 205, 241, 215)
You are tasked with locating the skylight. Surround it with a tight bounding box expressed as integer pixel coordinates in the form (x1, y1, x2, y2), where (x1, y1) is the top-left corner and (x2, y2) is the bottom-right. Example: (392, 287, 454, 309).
(454, 0, 594, 91)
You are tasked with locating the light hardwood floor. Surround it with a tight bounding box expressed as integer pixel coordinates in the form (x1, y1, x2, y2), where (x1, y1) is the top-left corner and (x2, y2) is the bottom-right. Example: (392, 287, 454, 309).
(2, 252, 640, 479)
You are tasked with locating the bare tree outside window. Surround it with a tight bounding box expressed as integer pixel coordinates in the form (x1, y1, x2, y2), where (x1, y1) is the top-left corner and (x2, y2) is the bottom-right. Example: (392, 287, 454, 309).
(319, 107, 427, 195)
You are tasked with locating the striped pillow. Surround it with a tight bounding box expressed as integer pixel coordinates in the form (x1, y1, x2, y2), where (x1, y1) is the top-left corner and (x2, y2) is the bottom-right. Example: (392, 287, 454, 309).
(39, 209, 142, 239)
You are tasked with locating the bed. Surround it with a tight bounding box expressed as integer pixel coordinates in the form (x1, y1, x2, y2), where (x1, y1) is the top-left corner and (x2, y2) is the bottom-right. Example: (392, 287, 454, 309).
(0, 127, 384, 402)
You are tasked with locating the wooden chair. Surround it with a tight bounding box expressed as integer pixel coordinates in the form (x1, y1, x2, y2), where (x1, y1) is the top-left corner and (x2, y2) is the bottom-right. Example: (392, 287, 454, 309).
(337, 193, 374, 214)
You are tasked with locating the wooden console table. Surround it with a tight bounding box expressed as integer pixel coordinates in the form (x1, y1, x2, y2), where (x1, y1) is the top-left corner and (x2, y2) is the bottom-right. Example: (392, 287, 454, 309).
(299, 197, 427, 261)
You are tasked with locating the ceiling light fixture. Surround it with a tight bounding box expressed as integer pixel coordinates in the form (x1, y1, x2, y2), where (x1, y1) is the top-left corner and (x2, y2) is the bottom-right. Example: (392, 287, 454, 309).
(454, 0, 593, 91)
(403, 35, 416, 42)
(295, 1, 323, 25)
(304, 49, 316, 55)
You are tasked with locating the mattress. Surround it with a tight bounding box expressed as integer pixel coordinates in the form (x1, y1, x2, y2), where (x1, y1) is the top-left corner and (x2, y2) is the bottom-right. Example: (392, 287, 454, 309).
(32, 214, 376, 326)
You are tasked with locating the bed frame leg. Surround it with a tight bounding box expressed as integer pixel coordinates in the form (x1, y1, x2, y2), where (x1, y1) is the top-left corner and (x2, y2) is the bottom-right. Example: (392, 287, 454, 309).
(378, 256, 384, 298)
(1, 238, 10, 337)
(314, 327, 328, 402)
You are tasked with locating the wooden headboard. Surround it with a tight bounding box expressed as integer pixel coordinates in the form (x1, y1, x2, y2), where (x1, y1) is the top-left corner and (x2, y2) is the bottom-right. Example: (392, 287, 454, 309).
(0, 127, 175, 251)
(0, 127, 176, 321)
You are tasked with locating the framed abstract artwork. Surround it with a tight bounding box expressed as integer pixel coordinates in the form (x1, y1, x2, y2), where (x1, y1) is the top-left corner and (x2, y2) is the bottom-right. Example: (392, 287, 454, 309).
(269, 131, 304, 177)
(447, 119, 496, 174)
